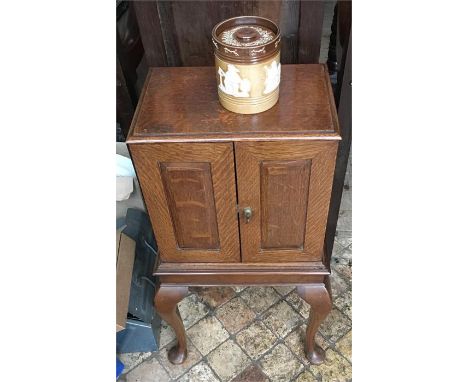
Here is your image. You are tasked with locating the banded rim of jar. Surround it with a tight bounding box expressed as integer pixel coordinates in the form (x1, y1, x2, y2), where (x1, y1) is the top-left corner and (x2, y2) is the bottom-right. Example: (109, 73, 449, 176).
(212, 16, 281, 64)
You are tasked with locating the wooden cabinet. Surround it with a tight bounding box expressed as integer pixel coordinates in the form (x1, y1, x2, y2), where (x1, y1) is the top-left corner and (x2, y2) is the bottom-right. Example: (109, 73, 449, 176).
(127, 64, 340, 366)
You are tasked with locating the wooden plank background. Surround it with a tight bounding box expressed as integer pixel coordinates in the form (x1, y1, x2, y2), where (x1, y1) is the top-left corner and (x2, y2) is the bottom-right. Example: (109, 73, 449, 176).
(133, 0, 326, 67)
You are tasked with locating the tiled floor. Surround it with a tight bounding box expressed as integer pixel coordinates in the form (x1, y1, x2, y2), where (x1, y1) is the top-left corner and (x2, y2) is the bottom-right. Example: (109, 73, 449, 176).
(118, 151, 351, 382)
(118, 240, 352, 382)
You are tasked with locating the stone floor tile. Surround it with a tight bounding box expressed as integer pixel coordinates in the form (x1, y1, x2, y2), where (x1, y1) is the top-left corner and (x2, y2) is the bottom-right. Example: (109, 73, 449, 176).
(118, 352, 153, 374)
(284, 324, 329, 365)
(345, 158, 351, 173)
(179, 293, 210, 329)
(319, 308, 352, 344)
(335, 330, 352, 363)
(240, 287, 281, 314)
(230, 364, 269, 382)
(235, 321, 277, 360)
(336, 244, 352, 261)
(335, 231, 353, 239)
(344, 155, 352, 189)
(187, 316, 230, 356)
(344, 171, 352, 189)
(274, 285, 296, 296)
(295, 370, 318, 382)
(157, 339, 202, 379)
(336, 210, 352, 233)
(330, 272, 349, 299)
(215, 296, 256, 334)
(340, 189, 352, 211)
(159, 320, 176, 349)
(192, 286, 237, 309)
(285, 291, 310, 319)
(335, 230, 352, 239)
(126, 357, 170, 382)
(309, 349, 352, 382)
(331, 261, 352, 280)
(206, 340, 250, 382)
(334, 236, 352, 250)
(177, 362, 220, 382)
(334, 290, 352, 319)
(262, 300, 303, 338)
(233, 286, 247, 293)
(332, 241, 345, 258)
(259, 343, 304, 382)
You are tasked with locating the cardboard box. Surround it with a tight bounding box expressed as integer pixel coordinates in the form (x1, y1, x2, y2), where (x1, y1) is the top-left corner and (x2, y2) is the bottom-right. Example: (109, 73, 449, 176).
(116, 227, 136, 332)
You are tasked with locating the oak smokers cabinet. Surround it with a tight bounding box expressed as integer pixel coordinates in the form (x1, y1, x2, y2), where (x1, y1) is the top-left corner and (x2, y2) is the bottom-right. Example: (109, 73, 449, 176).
(127, 65, 341, 365)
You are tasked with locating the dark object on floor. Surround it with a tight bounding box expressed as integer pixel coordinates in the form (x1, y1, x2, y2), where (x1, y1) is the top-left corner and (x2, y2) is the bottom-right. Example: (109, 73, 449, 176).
(123, 208, 158, 323)
(117, 208, 161, 354)
(117, 317, 161, 354)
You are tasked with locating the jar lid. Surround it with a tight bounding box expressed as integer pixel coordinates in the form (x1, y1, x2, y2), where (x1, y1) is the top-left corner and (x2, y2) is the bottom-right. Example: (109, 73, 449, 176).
(212, 16, 281, 63)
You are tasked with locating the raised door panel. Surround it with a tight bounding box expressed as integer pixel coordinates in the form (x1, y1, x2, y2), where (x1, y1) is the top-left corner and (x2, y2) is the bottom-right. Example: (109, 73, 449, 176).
(160, 162, 220, 249)
(130, 142, 240, 263)
(235, 141, 338, 262)
(260, 160, 311, 249)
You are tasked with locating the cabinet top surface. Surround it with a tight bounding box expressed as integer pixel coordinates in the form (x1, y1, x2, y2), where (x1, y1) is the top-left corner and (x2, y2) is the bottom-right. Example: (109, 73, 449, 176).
(127, 64, 340, 143)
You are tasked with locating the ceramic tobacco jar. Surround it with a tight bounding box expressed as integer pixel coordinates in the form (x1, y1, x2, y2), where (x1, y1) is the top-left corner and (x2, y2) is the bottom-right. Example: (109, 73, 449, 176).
(212, 16, 281, 114)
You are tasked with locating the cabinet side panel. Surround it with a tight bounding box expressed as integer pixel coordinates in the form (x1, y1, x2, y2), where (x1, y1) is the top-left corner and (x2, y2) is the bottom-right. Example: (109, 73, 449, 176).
(261, 160, 311, 249)
(160, 162, 220, 250)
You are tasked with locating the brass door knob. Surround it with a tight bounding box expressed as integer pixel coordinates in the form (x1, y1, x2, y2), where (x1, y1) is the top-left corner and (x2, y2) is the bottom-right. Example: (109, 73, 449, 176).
(243, 207, 253, 223)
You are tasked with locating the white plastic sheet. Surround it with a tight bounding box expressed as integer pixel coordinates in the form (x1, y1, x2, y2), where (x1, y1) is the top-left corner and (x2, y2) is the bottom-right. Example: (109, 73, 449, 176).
(116, 154, 136, 201)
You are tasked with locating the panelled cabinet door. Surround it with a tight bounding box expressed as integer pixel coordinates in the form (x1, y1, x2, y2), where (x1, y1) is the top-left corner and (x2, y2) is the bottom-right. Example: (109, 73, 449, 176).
(235, 141, 338, 262)
(130, 143, 240, 263)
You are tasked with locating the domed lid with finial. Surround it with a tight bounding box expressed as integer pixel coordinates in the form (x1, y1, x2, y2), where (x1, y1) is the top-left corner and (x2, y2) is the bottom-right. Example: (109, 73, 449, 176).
(212, 16, 281, 63)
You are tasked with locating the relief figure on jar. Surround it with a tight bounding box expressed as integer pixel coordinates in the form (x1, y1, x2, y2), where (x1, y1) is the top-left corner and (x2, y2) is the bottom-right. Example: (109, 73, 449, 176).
(218, 64, 251, 97)
(263, 61, 281, 94)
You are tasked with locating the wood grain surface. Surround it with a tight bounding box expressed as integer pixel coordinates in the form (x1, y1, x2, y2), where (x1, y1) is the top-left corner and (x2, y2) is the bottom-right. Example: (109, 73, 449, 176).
(260, 159, 311, 249)
(297, 1, 324, 64)
(160, 162, 220, 250)
(129, 142, 240, 263)
(235, 140, 338, 262)
(156, 261, 329, 275)
(133, 1, 323, 68)
(133, 1, 168, 67)
(127, 65, 340, 143)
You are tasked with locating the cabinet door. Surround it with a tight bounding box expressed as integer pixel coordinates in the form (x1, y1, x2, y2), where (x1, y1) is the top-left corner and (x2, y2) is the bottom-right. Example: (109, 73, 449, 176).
(130, 143, 240, 263)
(235, 141, 337, 262)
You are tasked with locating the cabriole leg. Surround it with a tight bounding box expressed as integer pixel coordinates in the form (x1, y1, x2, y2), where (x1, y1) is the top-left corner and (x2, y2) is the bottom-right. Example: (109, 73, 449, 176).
(154, 285, 189, 364)
(297, 282, 332, 365)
